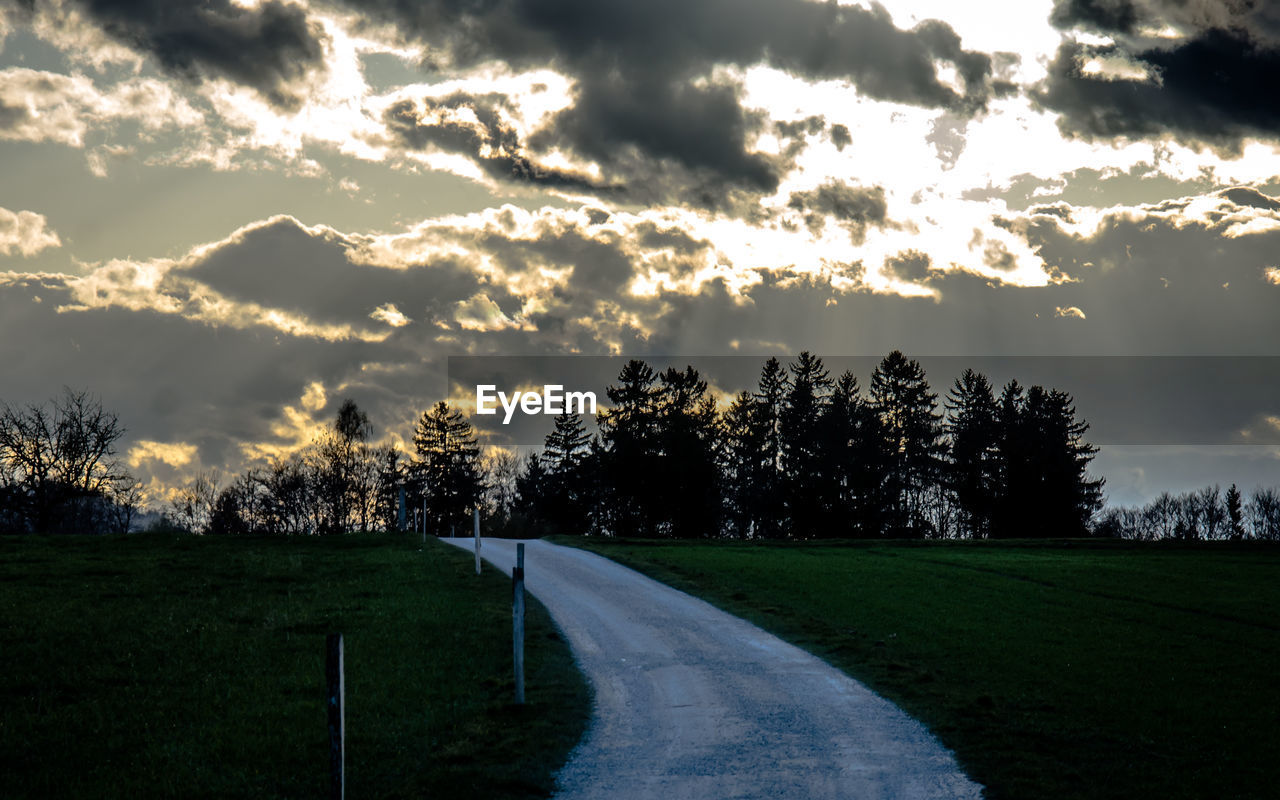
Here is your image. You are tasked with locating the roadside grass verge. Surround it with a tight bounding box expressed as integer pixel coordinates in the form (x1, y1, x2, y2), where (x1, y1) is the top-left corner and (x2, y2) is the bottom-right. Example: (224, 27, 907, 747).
(555, 537, 1280, 800)
(0, 533, 589, 799)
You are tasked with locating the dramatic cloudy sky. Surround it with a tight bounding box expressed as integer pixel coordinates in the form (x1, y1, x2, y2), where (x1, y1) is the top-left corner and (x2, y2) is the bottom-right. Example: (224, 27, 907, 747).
(3, 0, 1280, 508)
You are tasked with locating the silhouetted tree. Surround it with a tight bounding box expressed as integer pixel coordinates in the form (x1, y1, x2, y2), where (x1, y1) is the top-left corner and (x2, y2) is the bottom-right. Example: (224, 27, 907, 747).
(818, 370, 884, 537)
(541, 412, 595, 534)
(1249, 488, 1280, 541)
(411, 401, 482, 536)
(654, 366, 721, 538)
(782, 352, 833, 538)
(719, 391, 760, 538)
(171, 471, 219, 534)
(751, 357, 790, 537)
(945, 369, 1000, 539)
(1227, 484, 1244, 540)
(870, 351, 943, 537)
(597, 360, 661, 536)
(0, 388, 134, 533)
(994, 384, 1102, 537)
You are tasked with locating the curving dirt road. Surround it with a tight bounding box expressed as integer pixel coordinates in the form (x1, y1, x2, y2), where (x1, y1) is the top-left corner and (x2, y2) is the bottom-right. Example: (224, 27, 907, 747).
(444, 537, 983, 799)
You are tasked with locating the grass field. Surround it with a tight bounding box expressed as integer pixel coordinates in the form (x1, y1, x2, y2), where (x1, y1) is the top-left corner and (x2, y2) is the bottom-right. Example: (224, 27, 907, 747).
(559, 537, 1280, 800)
(0, 533, 589, 799)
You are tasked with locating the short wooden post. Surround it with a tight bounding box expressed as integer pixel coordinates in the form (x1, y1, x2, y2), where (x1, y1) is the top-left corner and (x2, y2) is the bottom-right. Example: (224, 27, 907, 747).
(326, 633, 345, 800)
(513, 543, 525, 705)
(474, 507, 482, 575)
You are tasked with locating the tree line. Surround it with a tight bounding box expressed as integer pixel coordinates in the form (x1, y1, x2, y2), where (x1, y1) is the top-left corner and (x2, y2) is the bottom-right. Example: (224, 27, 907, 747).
(165, 398, 488, 537)
(1096, 484, 1280, 541)
(9, 354, 1279, 542)
(504, 351, 1105, 539)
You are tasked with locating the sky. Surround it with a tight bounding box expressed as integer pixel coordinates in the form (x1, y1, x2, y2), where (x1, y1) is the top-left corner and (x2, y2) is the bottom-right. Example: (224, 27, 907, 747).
(2, 0, 1280, 509)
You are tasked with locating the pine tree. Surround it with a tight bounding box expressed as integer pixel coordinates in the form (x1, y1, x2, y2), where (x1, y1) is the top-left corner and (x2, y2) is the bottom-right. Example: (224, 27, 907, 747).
(782, 352, 833, 538)
(752, 357, 791, 537)
(411, 401, 482, 535)
(870, 351, 943, 537)
(655, 366, 721, 538)
(818, 370, 883, 536)
(994, 384, 1102, 537)
(1227, 483, 1244, 540)
(719, 391, 760, 538)
(598, 360, 661, 536)
(945, 369, 999, 538)
(541, 411, 593, 534)
(992, 380, 1027, 538)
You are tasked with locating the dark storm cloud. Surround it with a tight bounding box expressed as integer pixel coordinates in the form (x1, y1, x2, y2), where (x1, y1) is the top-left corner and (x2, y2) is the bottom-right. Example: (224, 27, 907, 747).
(1038, 1, 1280, 146)
(884, 249, 932, 282)
(1049, 0, 1140, 33)
(786, 181, 887, 241)
(1221, 186, 1280, 211)
(181, 217, 486, 332)
(382, 93, 613, 192)
(0, 272, 394, 474)
(344, 0, 992, 203)
(30, 0, 328, 110)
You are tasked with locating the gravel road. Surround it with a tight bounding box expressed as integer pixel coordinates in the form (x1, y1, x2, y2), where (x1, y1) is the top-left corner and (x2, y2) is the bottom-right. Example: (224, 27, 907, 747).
(443, 537, 983, 800)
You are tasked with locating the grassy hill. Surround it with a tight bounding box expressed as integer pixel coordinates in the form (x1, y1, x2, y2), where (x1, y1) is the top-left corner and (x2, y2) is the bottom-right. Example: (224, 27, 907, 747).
(0, 533, 588, 799)
(560, 537, 1280, 800)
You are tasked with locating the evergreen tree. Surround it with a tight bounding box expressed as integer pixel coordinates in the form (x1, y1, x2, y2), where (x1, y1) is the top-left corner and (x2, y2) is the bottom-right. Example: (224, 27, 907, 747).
(945, 369, 999, 539)
(870, 351, 943, 537)
(1227, 483, 1244, 541)
(992, 380, 1028, 538)
(411, 401, 482, 535)
(751, 357, 791, 537)
(655, 366, 721, 538)
(818, 370, 883, 537)
(719, 391, 760, 538)
(597, 360, 661, 536)
(512, 450, 549, 533)
(541, 411, 594, 534)
(993, 383, 1102, 537)
(782, 352, 833, 538)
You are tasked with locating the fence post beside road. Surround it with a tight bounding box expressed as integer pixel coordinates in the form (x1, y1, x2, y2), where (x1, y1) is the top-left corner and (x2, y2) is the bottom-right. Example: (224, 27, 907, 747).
(513, 542, 525, 705)
(326, 633, 345, 800)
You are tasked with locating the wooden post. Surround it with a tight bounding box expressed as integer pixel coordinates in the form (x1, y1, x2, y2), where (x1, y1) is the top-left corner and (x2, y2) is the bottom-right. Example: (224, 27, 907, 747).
(473, 507, 481, 575)
(326, 633, 345, 800)
(513, 543, 525, 705)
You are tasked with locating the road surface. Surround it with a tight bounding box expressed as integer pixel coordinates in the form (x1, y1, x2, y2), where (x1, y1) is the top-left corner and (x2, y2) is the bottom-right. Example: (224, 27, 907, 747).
(444, 537, 983, 800)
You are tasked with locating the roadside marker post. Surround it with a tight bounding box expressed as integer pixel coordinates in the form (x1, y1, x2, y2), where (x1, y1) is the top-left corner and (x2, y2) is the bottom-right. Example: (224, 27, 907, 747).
(474, 507, 482, 575)
(326, 633, 345, 800)
(513, 543, 526, 705)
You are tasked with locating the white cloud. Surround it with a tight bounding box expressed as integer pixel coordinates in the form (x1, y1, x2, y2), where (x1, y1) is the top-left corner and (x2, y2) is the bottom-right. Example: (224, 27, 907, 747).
(0, 206, 60, 257)
(0, 67, 202, 148)
(369, 302, 409, 327)
(127, 440, 198, 470)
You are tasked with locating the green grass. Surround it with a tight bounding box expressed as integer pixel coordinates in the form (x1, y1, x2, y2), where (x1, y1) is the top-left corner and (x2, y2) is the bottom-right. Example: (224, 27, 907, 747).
(0, 533, 589, 799)
(556, 537, 1280, 800)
